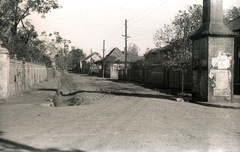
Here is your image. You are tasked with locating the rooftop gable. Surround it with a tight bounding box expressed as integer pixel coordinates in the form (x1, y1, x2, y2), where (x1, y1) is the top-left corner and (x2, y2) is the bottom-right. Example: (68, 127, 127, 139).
(104, 47, 139, 63)
(82, 52, 102, 62)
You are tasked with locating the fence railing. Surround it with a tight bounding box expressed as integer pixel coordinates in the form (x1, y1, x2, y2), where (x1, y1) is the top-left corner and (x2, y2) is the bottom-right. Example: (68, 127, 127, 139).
(118, 65, 192, 90)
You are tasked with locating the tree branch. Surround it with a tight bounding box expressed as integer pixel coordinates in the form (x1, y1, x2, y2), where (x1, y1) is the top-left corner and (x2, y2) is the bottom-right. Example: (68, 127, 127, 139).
(20, 19, 30, 45)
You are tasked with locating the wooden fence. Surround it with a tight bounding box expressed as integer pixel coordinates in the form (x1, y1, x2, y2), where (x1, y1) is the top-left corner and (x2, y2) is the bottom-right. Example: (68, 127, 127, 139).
(119, 64, 192, 90)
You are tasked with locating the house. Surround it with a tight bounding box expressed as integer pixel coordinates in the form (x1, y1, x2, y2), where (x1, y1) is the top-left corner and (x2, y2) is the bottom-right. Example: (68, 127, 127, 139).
(99, 47, 140, 79)
(227, 16, 240, 94)
(80, 52, 102, 75)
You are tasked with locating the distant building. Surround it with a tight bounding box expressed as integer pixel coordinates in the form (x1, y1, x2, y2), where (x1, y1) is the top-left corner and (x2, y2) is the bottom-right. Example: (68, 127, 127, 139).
(80, 52, 102, 75)
(98, 47, 140, 79)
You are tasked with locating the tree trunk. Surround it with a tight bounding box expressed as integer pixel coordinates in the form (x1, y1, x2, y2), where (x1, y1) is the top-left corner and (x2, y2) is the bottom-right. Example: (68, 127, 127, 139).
(57, 77, 61, 97)
(11, 24, 18, 37)
(181, 71, 184, 94)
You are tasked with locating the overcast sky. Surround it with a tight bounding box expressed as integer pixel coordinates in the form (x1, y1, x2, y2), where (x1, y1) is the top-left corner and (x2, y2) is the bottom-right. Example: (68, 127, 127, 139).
(28, 0, 240, 56)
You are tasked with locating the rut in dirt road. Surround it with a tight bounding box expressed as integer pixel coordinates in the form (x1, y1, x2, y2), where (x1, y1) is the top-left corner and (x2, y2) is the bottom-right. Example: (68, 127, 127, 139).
(48, 73, 173, 106)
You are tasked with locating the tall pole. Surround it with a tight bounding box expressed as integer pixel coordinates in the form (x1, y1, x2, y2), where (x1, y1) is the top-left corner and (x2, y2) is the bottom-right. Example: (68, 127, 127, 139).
(102, 40, 105, 78)
(125, 19, 127, 80)
(122, 19, 130, 81)
(90, 48, 92, 75)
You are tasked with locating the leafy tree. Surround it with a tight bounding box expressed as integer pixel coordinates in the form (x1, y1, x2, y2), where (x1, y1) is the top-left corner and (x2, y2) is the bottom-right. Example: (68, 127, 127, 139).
(0, 0, 61, 39)
(153, 4, 203, 93)
(15, 20, 39, 60)
(0, 0, 61, 57)
(153, 24, 176, 48)
(38, 54, 53, 68)
(127, 43, 141, 53)
(223, 6, 240, 24)
(68, 48, 86, 71)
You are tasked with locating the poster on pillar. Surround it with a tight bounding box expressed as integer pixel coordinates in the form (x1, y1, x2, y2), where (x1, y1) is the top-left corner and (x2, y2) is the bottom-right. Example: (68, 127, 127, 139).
(211, 53, 231, 69)
(209, 50, 232, 97)
(209, 69, 231, 96)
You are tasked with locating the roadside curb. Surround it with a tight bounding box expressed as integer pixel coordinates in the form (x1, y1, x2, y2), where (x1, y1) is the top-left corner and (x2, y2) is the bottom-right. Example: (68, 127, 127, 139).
(189, 100, 240, 110)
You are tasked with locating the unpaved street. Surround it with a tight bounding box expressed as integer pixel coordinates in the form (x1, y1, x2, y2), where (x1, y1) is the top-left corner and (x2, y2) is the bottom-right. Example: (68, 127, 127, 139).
(1, 73, 240, 152)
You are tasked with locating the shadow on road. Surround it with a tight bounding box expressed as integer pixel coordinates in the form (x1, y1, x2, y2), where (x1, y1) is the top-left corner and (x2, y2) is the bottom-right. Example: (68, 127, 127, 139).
(0, 138, 86, 152)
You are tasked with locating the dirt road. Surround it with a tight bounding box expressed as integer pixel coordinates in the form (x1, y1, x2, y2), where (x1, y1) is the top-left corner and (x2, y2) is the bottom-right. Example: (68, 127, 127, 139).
(1, 73, 240, 152)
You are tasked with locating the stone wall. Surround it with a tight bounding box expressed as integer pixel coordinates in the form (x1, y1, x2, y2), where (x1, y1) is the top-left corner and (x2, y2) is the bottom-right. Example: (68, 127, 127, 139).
(0, 45, 49, 100)
(7, 59, 47, 96)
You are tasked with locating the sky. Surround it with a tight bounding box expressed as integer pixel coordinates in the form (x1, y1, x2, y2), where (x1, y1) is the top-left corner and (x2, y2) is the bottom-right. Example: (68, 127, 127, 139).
(28, 0, 240, 57)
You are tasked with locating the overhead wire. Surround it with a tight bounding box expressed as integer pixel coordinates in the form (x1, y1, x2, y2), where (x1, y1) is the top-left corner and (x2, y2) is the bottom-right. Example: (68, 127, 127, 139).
(104, 0, 163, 51)
(102, 0, 170, 53)
(129, 0, 169, 26)
(101, 23, 124, 52)
(105, 25, 124, 41)
(128, 0, 161, 22)
(124, 0, 170, 49)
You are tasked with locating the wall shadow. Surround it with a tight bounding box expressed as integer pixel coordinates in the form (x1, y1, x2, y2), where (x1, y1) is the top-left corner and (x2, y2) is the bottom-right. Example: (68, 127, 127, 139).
(0, 138, 86, 152)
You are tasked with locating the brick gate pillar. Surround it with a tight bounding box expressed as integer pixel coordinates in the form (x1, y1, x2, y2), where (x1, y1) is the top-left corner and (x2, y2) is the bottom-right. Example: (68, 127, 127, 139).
(0, 41, 10, 100)
(190, 0, 237, 102)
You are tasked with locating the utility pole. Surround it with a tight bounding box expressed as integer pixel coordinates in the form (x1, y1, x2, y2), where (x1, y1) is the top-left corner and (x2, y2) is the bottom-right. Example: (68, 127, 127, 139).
(90, 48, 92, 75)
(102, 40, 105, 78)
(122, 19, 130, 81)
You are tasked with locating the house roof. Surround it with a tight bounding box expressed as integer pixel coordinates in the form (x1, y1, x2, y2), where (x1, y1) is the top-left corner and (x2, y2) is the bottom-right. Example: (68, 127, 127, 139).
(82, 52, 102, 62)
(227, 16, 240, 32)
(105, 47, 123, 58)
(97, 47, 140, 63)
(146, 45, 175, 56)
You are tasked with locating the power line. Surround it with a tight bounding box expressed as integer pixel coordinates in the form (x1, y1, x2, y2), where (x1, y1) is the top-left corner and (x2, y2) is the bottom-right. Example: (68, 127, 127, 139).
(106, 34, 122, 46)
(129, 0, 169, 26)
(128, 0, 160, 21)
(105, 25, 124, 41)
(130, 28, 157, 35)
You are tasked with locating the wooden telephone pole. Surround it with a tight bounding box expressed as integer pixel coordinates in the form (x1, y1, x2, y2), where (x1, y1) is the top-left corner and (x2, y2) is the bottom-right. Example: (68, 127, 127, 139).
(102, 40, 105, 78)
(122, 19, 130, 80)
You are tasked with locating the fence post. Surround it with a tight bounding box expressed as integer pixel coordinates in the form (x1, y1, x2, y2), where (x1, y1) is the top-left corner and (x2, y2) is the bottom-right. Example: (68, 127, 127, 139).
(0, 42, 10, 100)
